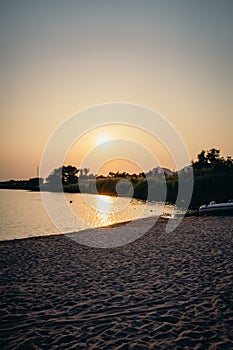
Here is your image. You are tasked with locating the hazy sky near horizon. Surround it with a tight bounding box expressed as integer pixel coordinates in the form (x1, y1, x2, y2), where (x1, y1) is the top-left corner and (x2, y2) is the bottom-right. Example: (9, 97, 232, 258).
(1, 0, 233, 180)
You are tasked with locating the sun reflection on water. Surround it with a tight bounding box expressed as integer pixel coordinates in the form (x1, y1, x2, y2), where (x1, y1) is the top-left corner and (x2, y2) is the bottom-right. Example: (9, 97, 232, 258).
(66, 193, 172, 230)
(94, 195, 116, 226)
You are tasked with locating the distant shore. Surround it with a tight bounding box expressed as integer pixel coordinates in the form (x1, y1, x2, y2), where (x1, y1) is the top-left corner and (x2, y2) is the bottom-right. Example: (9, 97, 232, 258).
(1, 169, 233, 211)
(1, 216, 233, 349)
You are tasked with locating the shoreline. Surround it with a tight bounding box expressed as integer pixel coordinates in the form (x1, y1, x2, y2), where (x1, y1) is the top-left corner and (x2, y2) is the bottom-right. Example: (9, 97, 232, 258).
(0, 216, 167, 246)
(1, 216, 233, 349)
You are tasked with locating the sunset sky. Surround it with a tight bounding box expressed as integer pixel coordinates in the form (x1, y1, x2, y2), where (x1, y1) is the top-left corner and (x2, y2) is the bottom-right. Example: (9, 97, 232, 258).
(1, 0, 233, 180)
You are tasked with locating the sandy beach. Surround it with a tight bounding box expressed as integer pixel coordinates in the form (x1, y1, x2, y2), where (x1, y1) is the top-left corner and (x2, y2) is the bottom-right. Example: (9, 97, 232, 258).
(1, 216, 233, 349)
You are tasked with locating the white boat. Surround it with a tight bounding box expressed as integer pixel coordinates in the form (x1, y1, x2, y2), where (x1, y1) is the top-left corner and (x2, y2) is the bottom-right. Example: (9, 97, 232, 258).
(199, 200, 233, 215)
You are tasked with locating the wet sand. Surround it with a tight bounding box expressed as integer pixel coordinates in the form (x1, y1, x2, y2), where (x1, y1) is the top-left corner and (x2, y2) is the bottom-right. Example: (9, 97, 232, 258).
(1, 216, 233, 349)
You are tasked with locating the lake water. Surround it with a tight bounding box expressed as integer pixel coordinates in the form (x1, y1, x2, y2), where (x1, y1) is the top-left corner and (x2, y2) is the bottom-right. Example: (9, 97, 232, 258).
(0, 189, 176, 241)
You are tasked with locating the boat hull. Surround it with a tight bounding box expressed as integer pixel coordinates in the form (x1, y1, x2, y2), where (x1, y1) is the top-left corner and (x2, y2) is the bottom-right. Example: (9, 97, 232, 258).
(199, 202, 233, 215)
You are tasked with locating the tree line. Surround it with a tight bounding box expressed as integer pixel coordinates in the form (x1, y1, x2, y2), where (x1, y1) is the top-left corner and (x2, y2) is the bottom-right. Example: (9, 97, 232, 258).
(1, 149, 232, 209)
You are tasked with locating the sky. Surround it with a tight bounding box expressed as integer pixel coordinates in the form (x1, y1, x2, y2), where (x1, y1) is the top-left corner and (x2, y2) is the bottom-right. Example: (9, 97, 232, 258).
(1, 0, 233, 180)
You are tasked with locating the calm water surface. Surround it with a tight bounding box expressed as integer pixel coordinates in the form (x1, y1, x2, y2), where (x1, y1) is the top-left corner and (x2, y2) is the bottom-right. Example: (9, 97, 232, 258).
(0, 189, 176, 241)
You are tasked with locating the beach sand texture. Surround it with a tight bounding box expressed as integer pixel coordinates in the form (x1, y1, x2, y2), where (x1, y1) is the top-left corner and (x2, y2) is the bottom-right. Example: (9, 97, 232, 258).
(1, 216, 233, 349)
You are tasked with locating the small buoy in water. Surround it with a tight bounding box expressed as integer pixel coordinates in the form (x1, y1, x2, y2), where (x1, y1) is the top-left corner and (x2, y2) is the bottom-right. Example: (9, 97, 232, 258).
(69, 200, 72, 203)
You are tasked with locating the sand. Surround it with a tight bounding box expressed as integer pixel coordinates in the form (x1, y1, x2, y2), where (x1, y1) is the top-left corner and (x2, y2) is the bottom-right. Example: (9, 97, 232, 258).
(0, 216, 233, 349)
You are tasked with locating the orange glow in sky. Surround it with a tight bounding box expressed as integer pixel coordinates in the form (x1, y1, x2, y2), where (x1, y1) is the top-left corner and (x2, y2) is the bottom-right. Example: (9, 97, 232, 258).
(0, 1, 232, 180)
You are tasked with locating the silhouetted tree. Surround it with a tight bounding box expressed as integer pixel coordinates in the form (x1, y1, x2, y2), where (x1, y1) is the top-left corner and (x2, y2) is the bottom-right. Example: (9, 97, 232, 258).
(46, 165, 79, 189)
(196, 150, 208, 169)
(206, 148, 220, 165)
(46, 167, 62, 188)
(62, 165, 79, 184)
(193, 148, 232, 171)
(83, 168, 90, 177)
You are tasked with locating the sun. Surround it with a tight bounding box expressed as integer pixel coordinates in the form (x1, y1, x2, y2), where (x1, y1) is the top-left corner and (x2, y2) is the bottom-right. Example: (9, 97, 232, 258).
(96, 134, 112, 146)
